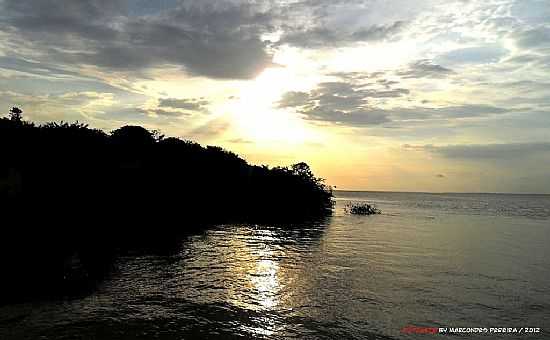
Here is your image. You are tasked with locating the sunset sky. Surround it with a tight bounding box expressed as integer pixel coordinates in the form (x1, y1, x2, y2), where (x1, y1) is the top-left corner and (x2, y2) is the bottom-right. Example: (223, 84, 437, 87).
(1, 0, 549, 193)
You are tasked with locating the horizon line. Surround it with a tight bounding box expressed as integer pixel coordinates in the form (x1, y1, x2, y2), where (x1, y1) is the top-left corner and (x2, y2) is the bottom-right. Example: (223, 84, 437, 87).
(334, 189, 550, 196)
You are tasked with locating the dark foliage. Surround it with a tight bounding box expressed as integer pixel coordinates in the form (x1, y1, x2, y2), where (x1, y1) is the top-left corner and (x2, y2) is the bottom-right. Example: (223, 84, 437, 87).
(0, 108, 333, 303)
(345, 202, 381, 215)
(8, 107, 22, 122)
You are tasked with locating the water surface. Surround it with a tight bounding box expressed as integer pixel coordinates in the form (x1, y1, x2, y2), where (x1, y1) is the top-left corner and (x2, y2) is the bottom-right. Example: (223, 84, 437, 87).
(1, 192, 549, 339)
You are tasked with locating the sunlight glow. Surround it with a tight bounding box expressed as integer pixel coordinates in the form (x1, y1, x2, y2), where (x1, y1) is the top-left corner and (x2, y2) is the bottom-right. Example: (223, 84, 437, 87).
(228, 67, 315, 144)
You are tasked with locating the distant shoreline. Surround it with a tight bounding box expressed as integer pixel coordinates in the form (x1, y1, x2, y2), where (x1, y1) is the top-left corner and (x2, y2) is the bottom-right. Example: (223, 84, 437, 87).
(334, 190, 550, 196)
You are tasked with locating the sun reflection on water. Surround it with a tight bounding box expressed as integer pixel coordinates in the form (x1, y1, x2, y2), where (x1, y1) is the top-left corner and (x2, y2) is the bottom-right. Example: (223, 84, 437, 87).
(224, 229, 283, 311)
(224, 228, 287, 336)
(252, 258, 280, 309)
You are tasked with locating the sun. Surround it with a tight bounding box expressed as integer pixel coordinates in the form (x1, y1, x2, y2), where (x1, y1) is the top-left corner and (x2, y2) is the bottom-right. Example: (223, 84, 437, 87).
(228, 67, 316, 144)
(243, 67, 300, 108)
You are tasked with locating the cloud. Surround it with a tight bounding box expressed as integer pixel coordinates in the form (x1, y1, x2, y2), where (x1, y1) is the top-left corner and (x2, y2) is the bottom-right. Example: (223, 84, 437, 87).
(404, 142, 550, 160)
(436, 45, 508, 65)
(513, 27, 550, 51)
(56, 91, 116, 106)
(136, 97, 211, 118)
(226, 138, 254, 144)
(278, 74, 509, 127)
(351, 21, 407, 41)
(278, 91, 311, 108)
(1, 90, 115, 108)
(371, 104, 511, 126)
(279, 77, 410, 106)
(278, 21, 407, 48)
(0, 90, 117, 121)
(0, 0, 275, 79)
(278, 77, 411, 126)
(487, 80, 550, 92)
(429, 105, 509, 118)
(511, 0, 550, 26)
(143, 108, 189, 118)
(0, 56, 84, 80)
(189, 118, 230, 141)
(158, 98, 209, 112)
(304, 107, 391, 126)
(397, 60, 454, 78)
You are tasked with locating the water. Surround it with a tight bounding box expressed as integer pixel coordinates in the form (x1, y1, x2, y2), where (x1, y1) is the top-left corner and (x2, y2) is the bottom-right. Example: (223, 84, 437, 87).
(1, 192, 550, 339)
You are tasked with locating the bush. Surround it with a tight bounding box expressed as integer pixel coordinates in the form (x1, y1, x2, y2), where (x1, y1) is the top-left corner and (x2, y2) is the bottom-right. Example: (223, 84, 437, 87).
(345, 202, 381, 215)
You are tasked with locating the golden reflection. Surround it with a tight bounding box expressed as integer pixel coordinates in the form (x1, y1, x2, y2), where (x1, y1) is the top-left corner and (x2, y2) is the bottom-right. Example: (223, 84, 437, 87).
(251, 258, 280, 309)
(240, 317, 278, 337)
(221, 228, 288, 336)
(225, 229, 283, 311)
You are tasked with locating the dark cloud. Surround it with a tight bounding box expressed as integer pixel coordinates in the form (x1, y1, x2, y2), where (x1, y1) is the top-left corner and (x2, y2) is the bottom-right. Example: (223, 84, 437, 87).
(310, 82, 367, 112)
(0, 0, 275, 79)
(432, 105, 509, 118)
(361, 88, 410, 98)
(397, 60, 454, 78)
(282, 95, 511, 127)
(405, 142, 550, 159)
(0, 0, 424, 80)
(277, 71, 509, 128)
(137, 96, 211, 118)
(0, 0, 411, 80)
(303, 107, 391, 126)
(158, 98, 209, 111)
(351, 21, 407, 41)
(377, 79, 400, 88)
(277, 74, 507, 127)
(278, 21, 407, 48)
(278, 78, 410, 126)
(279, 79, 409, 109)
(3, 0, 126, 37)
(278, 91, 310, 108)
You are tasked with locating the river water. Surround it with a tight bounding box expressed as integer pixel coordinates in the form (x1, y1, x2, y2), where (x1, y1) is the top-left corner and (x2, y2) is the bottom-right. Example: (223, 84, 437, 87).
(1, 191, 549, 339)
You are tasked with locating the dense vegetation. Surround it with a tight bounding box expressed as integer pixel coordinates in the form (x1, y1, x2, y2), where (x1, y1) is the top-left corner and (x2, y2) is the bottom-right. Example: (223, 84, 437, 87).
(345, 202, 381, 215)
(0, 107, 333, 303)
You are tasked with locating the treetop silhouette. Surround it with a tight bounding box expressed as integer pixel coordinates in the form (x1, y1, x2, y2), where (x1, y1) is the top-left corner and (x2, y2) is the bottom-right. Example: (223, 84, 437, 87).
(0, 107, 333, 302)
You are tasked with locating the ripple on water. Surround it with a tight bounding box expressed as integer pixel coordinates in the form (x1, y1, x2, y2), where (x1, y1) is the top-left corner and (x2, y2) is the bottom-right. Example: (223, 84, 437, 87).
(2, 194, 550, 339)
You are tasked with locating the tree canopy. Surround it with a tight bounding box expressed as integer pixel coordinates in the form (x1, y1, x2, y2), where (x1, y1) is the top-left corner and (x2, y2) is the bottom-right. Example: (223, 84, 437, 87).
(0, 108, 334, 302)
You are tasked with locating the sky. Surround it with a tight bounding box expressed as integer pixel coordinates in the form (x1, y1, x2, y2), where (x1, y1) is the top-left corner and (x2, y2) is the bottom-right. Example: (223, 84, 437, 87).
(1, 0, 549, 193)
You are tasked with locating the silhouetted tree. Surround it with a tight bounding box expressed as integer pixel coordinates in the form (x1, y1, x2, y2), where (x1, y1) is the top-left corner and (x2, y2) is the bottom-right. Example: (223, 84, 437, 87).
(0, 108, 334, 303)
(292, 162, 322, 183)
(111, 125, 156, 146)
(8, 107, 23, 122)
